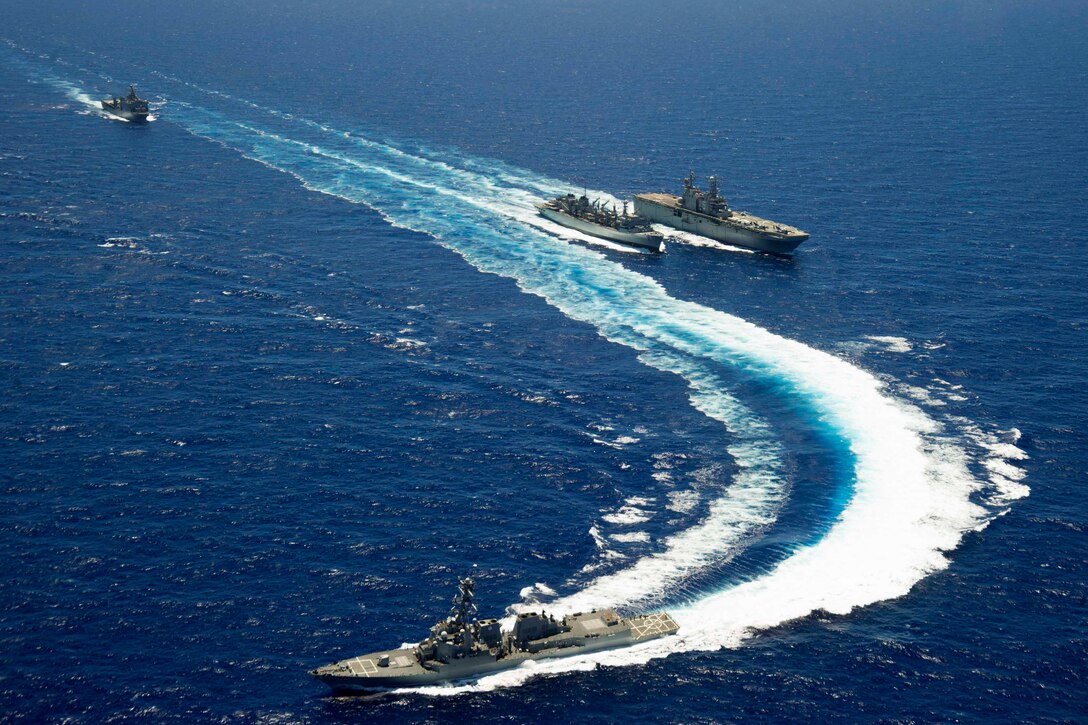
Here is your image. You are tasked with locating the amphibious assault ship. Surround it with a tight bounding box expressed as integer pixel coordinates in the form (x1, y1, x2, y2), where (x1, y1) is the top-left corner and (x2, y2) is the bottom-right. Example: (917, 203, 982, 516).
(310, 577, 679, 692)
(537, 193, 665, 252)
(635, 173, 808, 254)
(100, 85, 149, 122)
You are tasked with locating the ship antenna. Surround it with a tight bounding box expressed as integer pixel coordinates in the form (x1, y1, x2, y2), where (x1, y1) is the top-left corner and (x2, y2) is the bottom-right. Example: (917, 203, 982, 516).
(449, 576, 478, 629)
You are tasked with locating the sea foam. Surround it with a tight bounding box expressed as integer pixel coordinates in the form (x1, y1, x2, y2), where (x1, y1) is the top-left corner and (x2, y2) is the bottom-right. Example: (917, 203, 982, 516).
(157, 96, 1027, 690)
(16, 60, 1029, 694)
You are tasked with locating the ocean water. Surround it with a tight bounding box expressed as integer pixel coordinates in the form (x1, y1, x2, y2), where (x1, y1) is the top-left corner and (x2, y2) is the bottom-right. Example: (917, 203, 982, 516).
(1, 1, 1085, 722)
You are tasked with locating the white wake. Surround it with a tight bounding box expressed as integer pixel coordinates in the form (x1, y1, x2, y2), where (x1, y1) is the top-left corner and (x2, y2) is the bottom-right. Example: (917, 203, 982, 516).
(9, 54, 1030, 695)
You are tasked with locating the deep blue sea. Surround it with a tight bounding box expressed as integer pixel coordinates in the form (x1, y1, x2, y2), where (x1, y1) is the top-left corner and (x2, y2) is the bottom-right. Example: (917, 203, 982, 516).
(2, 1, 1086, 722)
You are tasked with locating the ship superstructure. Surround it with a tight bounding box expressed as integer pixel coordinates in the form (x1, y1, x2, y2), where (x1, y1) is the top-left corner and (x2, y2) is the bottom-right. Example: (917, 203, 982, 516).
(310, 577, 679, 692)
(635, 173, 808, 254)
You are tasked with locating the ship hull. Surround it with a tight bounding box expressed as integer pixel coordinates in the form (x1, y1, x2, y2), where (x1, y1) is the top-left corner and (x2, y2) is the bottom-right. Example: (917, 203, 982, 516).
(317, 635, 627, 692)
(536, 204, 664, 252)
(313, 611, 678, 693)
(100, 102, 149, 123)
(634, 194, 807, 255)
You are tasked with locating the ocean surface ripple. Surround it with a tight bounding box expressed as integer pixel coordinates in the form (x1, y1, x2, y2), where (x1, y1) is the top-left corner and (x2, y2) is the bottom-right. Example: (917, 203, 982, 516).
(1, 10, 1080, 720)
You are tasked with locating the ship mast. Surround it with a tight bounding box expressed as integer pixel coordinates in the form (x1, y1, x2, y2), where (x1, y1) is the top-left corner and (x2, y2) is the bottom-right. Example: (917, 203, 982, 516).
(448, 577, 478, 630)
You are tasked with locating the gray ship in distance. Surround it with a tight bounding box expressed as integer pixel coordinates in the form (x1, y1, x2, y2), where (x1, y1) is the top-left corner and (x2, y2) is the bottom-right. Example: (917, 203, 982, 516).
(536, 193, 666, 253)
(635, 172, 808, 254)
(310, 577, 679, 692)
(100, 85, 149, 122)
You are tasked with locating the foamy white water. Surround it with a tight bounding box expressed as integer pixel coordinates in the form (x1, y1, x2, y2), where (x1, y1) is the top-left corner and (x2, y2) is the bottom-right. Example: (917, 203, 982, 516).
(14, 61, 1030, 695)
(159, 97, 1028, 692)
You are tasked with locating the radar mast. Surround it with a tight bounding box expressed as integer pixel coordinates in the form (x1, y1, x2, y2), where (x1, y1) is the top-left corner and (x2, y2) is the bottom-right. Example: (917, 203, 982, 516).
(448, 577, 478, 629)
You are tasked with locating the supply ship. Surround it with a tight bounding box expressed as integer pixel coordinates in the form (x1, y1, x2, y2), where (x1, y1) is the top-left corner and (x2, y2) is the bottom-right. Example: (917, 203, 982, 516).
(310, 577, 679, 692)
(635, 173, 808, 254)
(537, 193, 665, 252)
(100, 85, 149, 122)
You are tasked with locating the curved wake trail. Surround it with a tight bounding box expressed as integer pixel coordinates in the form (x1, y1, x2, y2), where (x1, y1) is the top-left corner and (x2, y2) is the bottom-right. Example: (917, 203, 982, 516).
(167, 103, 803, 611)
(161, 100, 1027, 651)
(6, 52, 1030, 694)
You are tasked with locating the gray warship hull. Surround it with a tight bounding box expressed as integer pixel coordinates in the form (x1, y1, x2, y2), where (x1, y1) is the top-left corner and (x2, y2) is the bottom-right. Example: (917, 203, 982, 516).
(99, 102, 149, 122)
(536, 203, 665, 252)
(634, 193, 808, 255)
(312, 610, 679, 693)
(100, 86, 150, 123)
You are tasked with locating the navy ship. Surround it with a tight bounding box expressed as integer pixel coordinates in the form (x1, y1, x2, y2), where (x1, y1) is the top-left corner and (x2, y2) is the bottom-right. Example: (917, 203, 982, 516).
(635, 173, 808, 254)
(537, 193, 665, 252)
(100, 85, 149, 122)
(310, 577, 679, 692)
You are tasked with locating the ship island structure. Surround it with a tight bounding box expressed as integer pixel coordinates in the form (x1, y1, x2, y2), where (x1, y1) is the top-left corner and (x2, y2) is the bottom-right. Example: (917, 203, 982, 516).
(310, 577, 679, 692)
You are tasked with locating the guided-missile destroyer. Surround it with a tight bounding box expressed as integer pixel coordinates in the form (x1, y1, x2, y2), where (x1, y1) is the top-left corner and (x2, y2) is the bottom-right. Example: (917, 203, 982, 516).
(537, 193, 665, 252)
(635, 173, 808, 254)
(100, 85, 149, 122)
(310, 577, 679, 692)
